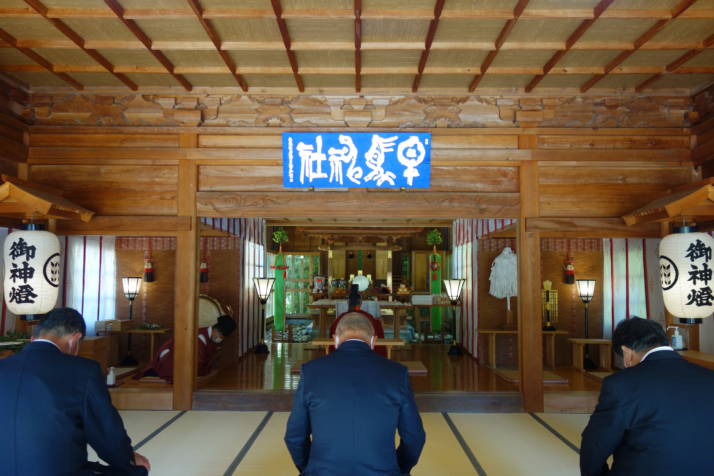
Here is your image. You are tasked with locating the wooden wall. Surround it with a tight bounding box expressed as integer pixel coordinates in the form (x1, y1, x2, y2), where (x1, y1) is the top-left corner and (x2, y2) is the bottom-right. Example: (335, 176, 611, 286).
(541, 243, 604, 366)
(23, 93, 697, 226)
(694, 84, 714, 177)
(0, 80, 28, 177)
(114, 236, 242, 364)
(197, 239, 242, 365)
(115, 245, 176, 364)
(26, 128, 696, 223)
(477, 239, 519, 367)
(478, 238, 603, 368)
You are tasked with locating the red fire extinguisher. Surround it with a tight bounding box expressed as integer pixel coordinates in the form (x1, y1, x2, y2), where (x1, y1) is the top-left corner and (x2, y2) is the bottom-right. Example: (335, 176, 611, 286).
(144, 258, 154, 282)
(563, 256, 575, 284)
(199, 260, 209, 283)
(143, 248, 154, 282)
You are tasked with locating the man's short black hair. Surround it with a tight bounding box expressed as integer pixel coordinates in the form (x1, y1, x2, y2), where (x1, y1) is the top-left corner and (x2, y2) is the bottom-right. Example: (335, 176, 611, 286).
(214, 315, 236, 337)
(612, 316, 667, 356)
(34, 308, 86, 338)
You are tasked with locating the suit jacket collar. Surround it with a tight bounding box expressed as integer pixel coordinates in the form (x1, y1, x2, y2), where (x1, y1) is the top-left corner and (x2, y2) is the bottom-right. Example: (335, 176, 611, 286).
(24, 340, 62, 354)
(640, 349, 681, 363)
(335, 340, 371, 353)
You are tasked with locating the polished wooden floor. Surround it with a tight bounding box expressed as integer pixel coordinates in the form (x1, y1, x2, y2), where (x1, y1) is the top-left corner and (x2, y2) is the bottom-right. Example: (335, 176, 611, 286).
(204, 343, 602, 394)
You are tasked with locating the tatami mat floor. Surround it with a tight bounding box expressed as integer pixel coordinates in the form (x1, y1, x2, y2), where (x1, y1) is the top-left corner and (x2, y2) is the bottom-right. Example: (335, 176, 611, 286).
(89, 411, 592, 476)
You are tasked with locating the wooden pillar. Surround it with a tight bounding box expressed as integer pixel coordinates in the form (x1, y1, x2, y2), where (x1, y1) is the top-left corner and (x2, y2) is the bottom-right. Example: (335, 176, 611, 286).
(517, 161, 543, 412)
(173, 144, 199, 410)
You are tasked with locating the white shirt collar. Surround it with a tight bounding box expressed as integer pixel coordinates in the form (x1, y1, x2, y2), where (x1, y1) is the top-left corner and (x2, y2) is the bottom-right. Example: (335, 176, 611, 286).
(32, 339, 61, 351)
(641, 346, 674, 362)
(344, 338, 368, 344)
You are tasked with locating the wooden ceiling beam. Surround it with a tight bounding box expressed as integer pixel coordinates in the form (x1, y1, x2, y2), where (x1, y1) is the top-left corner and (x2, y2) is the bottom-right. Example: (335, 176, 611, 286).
(526, 217, 660, 238)
(3, 7, 714, 20)
(468, 0, 529, 92)
(580, 0, 697, 93)
(0, 72, 30, 91)
(412, 0, 446, 93)
(186, 0, 248, 91)
(636, 32, 714, 92)
(299, 227, 424, 238)
(354, 0, 361, 92)
(0, 27, 82, 90)
(270, 0, 304, 92)
(267, 218, 453, 228)
(23, 0, 137, 91)
(525, 0, 613, 93)
(103, 0, 192, 91)
(4, 64, 714, 76)
(3, 38, 714, 52)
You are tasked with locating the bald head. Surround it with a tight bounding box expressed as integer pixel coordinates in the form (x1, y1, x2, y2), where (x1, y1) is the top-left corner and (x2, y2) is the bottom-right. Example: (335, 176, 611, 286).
(335, 312, 375, 346)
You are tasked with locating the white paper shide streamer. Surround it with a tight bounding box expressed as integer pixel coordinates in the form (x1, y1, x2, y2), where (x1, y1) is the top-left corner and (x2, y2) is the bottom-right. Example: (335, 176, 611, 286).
(3, 230, 61, 315)
(489, 247, 518, 310)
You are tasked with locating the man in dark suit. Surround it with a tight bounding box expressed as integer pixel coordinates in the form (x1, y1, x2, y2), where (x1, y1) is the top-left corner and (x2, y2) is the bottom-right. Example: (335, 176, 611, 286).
(581, 317, 714, 475)
(0, 308, 150, 476)
(285, 312, 425, 476)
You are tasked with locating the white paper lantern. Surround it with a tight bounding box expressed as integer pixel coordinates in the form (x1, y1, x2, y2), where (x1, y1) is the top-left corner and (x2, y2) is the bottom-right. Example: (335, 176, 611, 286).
(659, 230, 714, 322)
(3, 230, 61, 315)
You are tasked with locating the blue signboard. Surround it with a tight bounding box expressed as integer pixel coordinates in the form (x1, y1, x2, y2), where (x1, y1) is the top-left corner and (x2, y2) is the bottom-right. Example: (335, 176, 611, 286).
(282, 132, 431, 188)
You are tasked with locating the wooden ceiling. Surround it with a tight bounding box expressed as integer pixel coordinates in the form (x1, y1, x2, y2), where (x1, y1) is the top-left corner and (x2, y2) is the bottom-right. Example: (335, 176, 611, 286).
(0, 0, 714, 94)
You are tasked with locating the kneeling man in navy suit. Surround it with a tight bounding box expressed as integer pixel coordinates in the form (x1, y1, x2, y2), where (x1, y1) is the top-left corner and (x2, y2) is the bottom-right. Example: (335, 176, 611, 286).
(285, 312, 425, 476)
(0, 308, 150, 476)
(581, 317, 714, 476)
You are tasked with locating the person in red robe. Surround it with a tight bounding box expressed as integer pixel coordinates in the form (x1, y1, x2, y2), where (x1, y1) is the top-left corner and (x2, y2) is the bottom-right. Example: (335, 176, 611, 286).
(137, 315, 236, 383)
(329, 285, 387, 357)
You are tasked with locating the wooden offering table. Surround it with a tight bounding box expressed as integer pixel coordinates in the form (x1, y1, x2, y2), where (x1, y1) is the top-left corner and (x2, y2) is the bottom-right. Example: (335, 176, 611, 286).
(307, 299, 412, 338)
(569, 338, 612, 372)
(480, 329, 569, 369)
(312, 337, 405, 359)
(306, 300, 337, 337)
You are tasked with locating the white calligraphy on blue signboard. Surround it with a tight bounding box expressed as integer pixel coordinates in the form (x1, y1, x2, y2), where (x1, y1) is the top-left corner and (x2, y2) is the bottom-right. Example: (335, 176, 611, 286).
(283, 132, 431, 188)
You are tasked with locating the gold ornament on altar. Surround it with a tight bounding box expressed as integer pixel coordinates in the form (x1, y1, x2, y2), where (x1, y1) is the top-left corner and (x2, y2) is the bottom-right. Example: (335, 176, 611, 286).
(541, 280, 558, 331)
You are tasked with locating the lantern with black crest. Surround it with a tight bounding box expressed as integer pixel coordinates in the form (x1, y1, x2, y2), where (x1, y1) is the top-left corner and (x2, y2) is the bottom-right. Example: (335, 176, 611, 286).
(3, 226, 61, 316)
(659, 226, 714, 324)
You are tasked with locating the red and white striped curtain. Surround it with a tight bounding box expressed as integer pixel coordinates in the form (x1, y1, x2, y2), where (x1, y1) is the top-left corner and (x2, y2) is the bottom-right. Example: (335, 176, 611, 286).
(201, 218, 266, 357)
(451, 219, 516, 357)
(472, 218, 517, 239)
(602, 238, 665, 338)
(239, 219, 266, 356)
(452, 221, 477, 356)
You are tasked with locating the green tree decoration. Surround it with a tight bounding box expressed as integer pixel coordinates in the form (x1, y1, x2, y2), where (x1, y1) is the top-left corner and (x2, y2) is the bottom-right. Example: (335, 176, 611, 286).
(272, 228, 289, 252)
(426, 228, 443, 252)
